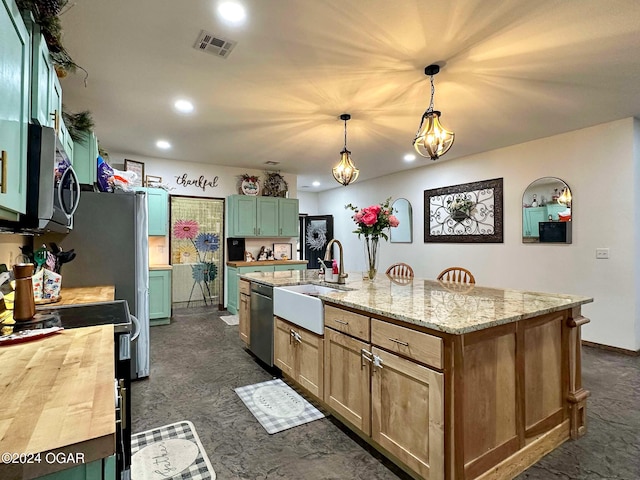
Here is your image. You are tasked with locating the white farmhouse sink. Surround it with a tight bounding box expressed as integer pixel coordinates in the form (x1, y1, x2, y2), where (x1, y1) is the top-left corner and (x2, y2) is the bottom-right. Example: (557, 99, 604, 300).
(273, 284, 340, 334)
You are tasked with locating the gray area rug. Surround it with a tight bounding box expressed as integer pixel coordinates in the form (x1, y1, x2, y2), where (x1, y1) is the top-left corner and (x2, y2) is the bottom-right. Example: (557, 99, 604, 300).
(235, 378, 325, 434)
(131, 420, 215, 480)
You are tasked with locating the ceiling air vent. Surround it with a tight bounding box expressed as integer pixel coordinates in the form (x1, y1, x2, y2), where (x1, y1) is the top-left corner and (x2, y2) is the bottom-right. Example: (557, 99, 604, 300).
(193, 30, 237, 59)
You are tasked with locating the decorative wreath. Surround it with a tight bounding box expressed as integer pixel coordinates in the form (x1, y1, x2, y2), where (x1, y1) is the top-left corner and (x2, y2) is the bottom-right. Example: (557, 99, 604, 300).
(306, 223, 327, 251)
(262, 172, 288, 197)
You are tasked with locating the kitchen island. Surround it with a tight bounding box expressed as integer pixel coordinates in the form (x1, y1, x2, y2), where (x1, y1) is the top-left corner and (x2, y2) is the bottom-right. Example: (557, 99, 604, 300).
(240, 270, 593, 480)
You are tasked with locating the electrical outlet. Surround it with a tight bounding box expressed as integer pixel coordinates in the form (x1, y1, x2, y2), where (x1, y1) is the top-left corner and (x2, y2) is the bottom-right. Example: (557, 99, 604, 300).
(596, 248, 609, 259)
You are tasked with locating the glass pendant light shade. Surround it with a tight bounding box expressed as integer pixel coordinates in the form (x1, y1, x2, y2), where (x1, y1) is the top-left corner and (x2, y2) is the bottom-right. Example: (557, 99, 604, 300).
(332, 148, 359, 186)
(332, 113, 359, 186)
(413, 110, 455, 160)
(413, 64, 455, 160)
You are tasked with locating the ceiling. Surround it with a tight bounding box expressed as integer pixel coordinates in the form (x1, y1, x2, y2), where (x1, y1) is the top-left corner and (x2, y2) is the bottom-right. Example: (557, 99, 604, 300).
(58, 0, 640, 192)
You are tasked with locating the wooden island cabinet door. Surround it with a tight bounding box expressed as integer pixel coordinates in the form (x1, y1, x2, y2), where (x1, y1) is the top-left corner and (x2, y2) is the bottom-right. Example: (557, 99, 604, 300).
(274, 317, 295, 377)
(296, 328, 323, 399)
(324, 328, 371, 435)
(371, 347, 444, 480)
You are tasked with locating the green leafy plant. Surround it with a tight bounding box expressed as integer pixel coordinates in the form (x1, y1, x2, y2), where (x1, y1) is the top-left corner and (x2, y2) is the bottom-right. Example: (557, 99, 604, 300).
(61, 108, 94, 142)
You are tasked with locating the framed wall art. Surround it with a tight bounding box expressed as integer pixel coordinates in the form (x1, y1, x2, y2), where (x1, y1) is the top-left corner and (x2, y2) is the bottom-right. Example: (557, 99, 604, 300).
(273, 242, 293, 260)
(124, 159, 145, 187)
(145, 175, 162, 187)
(424, 177, 503, 243)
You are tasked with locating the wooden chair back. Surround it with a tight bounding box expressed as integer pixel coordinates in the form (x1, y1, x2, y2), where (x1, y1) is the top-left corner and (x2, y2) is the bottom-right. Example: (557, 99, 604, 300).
(385, 262, 414, 278)
(437, 266, 475, 284)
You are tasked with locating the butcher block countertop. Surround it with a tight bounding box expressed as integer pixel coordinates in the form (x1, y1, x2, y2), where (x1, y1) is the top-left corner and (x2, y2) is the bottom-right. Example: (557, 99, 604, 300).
(54, 285, 115, 306)
(226, 260, 308, 267)
(0, 325, 115, 479)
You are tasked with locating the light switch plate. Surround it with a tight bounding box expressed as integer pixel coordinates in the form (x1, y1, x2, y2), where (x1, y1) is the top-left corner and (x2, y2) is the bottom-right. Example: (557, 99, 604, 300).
(596, 248, 609, 259)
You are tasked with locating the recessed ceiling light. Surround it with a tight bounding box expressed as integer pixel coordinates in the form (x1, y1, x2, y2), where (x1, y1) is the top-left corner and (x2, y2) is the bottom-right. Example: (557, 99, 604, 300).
(217, 1, 246, 24)
(174, 99, 194, 114)
(312, 181, 321, 187)
(404, 153, 416, 162)
(156, 140, 171, 150)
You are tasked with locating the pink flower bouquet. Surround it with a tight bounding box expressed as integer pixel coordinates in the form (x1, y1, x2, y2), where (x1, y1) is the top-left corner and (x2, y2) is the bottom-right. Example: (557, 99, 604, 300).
(345, 197, 399, 240)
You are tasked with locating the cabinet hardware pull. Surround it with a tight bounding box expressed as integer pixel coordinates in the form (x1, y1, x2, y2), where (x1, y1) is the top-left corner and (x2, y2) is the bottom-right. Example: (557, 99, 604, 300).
(50, 110, 60, 134)
(290, 329, 295, 344)
(334, 319, 349, 325)
(118, 379, 127, 430)
(254, 227, 256, 234)
(361, 348, 372, 369)
(0, 151, 6, 194)
(279, 227, 282, 235)
(389, 338, 409, 347)
(294, 332, 302, 343)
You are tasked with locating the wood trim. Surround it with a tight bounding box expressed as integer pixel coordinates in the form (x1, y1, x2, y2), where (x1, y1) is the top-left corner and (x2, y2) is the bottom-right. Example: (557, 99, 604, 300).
(473, 420, 570, 480)
(524, 408, 564, 438)
(453, 335, 465, 479)
(442, 336, 456, 480)
(515, 321, 525, 449)
(464, 437, 519, 480)
(582, 340, 640, 356)
(462, 322, 516, 347)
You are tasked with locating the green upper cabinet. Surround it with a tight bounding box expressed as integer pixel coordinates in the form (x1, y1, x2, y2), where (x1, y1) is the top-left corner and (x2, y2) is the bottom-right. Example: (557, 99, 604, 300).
(523, 206, 547, 238)
(146, 188, 169, 236)
(257, 197, 278, 236)
(73, 131, 98, 185)
(278, 198, 299, 237)
(0, 0, 30, 219)
(30, 24, 53, 127)
(228, 195, 258, 236)
(60, 117, 74, 160)
(227, 195, 299, 238)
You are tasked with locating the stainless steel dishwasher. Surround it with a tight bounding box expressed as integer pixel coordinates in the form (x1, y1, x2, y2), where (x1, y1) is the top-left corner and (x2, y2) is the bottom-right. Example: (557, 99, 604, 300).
(250, 282, 274, 366)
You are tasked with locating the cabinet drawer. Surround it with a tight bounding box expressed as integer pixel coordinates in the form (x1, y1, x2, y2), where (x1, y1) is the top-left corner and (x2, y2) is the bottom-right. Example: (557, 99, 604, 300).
(325, 305, 370, 342)
(239, 279, 251, 296)
(371, 319, 442, 369)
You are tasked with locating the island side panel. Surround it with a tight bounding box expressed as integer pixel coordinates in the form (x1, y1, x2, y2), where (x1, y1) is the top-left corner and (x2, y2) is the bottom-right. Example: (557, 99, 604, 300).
(454, 309, 578, 480)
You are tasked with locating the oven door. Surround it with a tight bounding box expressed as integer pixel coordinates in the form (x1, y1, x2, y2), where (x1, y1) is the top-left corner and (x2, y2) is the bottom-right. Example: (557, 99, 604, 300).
(115, 332, 132, 479)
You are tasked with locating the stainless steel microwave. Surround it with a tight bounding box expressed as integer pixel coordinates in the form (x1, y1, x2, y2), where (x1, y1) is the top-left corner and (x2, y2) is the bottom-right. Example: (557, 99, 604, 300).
(20, 125, 81, 233)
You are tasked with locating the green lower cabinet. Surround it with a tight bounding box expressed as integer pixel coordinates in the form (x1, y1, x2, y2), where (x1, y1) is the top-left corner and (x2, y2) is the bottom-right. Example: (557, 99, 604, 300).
(226, 263, 306, 314)
(149, 269, 172, 325)
(37, 455, 115, 480)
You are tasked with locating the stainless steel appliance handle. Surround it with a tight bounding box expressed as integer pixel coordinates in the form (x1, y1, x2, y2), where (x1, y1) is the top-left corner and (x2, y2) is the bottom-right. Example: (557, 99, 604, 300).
(130, 315, 141, 342)
(67, 166, 81, 216)
(57, 167, 70, 215)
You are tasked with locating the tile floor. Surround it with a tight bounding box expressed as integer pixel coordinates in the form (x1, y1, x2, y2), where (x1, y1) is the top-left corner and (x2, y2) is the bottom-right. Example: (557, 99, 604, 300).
(131, 306, 639, 480)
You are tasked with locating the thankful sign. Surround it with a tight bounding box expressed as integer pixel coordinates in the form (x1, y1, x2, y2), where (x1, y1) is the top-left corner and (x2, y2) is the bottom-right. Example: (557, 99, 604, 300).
(175, 173, 219, 191)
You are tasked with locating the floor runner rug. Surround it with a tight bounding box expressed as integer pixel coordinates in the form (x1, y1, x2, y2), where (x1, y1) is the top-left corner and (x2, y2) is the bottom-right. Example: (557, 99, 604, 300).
(234, 378, 325, 434)
(220, 314, 239, 326)
(131, 420, 216, 480)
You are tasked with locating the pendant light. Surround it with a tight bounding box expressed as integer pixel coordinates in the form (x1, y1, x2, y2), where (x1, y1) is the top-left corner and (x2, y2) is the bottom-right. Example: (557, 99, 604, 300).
(413, 64, 455, 160)
(332, 113, 360, 186)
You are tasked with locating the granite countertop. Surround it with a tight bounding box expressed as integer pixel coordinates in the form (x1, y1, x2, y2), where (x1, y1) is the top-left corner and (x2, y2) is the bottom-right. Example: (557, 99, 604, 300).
(240, 270, 593, 334)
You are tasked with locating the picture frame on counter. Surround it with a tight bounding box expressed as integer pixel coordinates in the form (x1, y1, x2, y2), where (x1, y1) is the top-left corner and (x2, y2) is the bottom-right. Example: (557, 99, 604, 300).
(124, 159, 145, 187)
(273, 242, 293, 260)
(145, 175, 163, 187)
(424, 177, 504, 243)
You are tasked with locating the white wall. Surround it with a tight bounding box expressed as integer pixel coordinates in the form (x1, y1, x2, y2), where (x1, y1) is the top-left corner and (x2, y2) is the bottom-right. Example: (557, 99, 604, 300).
(297, 191, 320, 215)
(316, 118, 638, 351)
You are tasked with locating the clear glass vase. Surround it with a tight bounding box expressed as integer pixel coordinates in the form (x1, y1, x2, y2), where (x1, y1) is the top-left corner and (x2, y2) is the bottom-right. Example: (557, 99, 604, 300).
(363, 235, 380, 280)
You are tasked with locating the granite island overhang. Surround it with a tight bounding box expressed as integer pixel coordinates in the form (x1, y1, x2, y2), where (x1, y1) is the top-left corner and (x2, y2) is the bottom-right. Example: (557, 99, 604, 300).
(239, 269, 594, 480)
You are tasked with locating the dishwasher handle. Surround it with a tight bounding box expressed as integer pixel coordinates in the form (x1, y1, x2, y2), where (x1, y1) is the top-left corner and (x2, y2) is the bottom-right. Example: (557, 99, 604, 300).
(251, 291, 272, 301)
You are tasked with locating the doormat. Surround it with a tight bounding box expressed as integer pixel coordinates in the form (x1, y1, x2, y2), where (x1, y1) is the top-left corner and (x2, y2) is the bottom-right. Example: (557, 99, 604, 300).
(220, 314, 239, 326)
(234, 378, 325, 434)
(131, 420, 216, 480)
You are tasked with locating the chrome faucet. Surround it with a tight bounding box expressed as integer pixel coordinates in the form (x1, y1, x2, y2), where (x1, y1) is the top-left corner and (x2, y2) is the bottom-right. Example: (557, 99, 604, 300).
(324, 239, 348, 284)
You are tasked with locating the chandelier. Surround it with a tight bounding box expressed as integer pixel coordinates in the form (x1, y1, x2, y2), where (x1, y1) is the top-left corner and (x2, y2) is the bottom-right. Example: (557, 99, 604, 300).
(413, 64, 455, 160)
(332, 113, 359, 186)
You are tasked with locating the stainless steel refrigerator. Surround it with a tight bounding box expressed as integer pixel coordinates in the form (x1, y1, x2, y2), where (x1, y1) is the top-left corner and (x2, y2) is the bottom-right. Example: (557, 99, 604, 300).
(41, 190, 150, 379)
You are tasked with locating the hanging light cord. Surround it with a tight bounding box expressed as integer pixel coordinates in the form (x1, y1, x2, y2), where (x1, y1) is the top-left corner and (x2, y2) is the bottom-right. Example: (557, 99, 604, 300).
(427, 74, 435, 114)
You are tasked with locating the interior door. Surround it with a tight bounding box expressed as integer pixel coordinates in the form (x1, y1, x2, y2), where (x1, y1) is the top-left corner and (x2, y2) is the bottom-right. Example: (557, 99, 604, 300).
(301, 215, 333, 269)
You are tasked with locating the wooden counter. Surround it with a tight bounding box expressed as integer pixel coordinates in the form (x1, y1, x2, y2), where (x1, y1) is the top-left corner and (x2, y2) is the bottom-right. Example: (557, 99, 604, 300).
(0, 325, 116, 479)
(226, 260, 308, 267)
(54, 285, 115, 306)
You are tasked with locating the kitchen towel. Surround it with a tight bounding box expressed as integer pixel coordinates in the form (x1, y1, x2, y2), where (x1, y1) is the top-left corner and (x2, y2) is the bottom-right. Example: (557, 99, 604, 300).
(131, 420, 215, 480)
(234, 378, 325, 434)
(220, 314, 239, 326)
